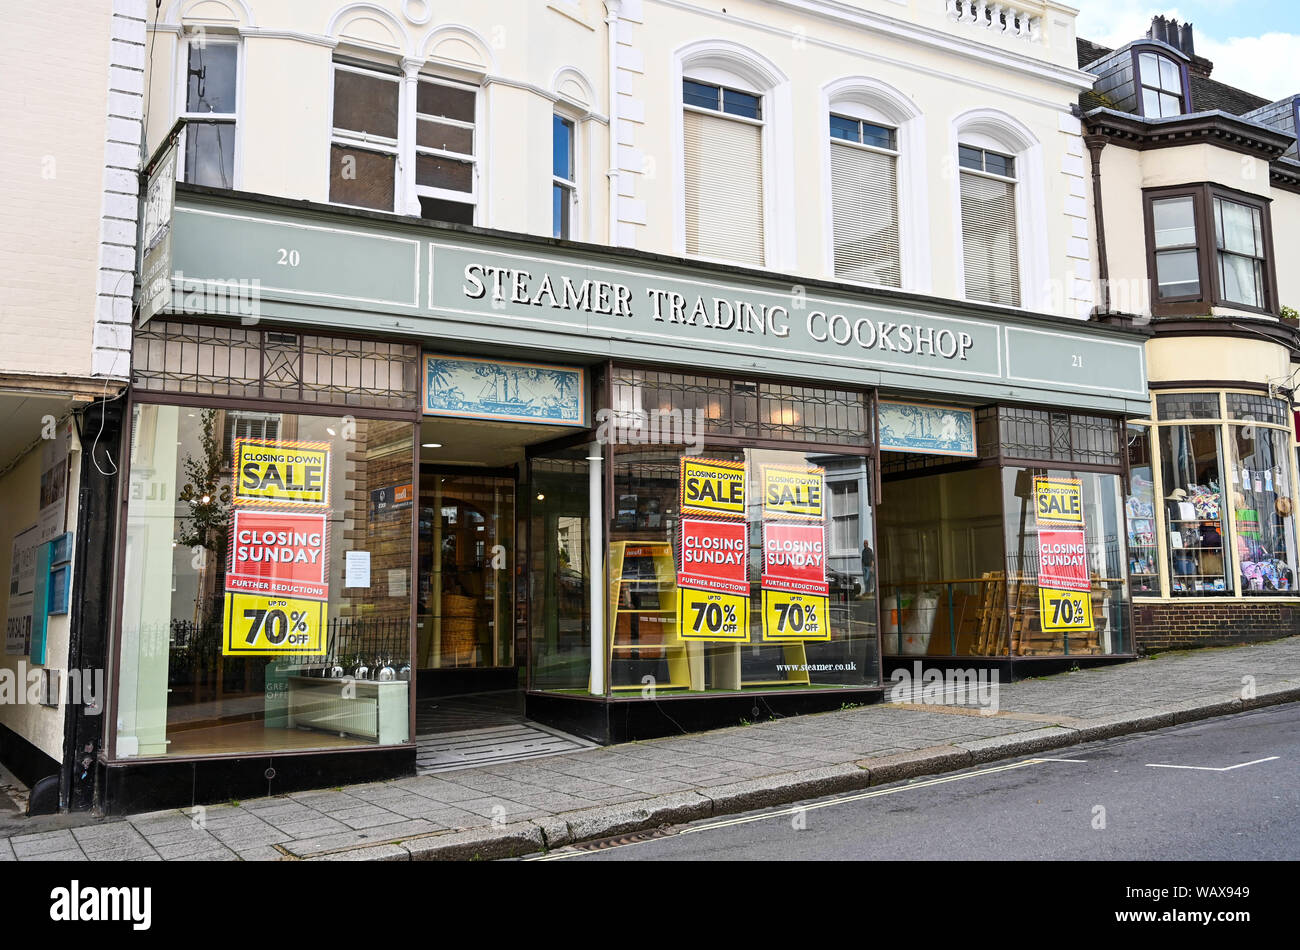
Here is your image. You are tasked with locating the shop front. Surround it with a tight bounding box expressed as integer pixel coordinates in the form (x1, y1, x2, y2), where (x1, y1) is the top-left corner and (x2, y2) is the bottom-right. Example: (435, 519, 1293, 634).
(99, 184, 1149, 812)
(1121, 329, 1300, 650)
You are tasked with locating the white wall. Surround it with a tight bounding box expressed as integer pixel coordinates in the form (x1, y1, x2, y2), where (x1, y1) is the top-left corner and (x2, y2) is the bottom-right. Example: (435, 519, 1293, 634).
(142, 0, 1096, 317)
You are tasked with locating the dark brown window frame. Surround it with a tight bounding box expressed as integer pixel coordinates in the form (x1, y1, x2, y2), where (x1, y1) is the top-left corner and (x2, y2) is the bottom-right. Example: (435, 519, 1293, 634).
(1142, 183, 1279, 318)
(1129, 44, 1191, 119)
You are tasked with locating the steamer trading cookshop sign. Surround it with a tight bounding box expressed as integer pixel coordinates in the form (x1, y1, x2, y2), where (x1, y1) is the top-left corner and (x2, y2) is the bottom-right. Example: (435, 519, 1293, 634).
(168, 196, 1150, 414)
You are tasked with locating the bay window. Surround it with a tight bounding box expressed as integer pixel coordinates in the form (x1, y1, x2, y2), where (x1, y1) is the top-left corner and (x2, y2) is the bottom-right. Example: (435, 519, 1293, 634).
(1143, 185, 1277, 315)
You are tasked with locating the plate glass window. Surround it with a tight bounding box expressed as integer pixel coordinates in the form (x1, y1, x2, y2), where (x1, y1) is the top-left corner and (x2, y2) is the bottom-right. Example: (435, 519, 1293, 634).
(682, 79, 765, 266)
(182, 40, 238, 188)
(829, 114, 900, 287)
(958, 146, 1020, 307)
(553, 115, 576, 239)
(1139, 51, 1185, 118)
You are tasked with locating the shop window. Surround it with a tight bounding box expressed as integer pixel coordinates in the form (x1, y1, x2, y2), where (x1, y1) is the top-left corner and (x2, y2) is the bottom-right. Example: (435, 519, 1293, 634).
(1000, 468, 1130, 655)
(958, 145, 1020, 307)
(1143, 186, 1277, 316)
(416, 76, 478, 223)
(181, 37, 238, 188)
(682, 78, 766, 266)
(829, 113, 900, 287)
(1126, 424, 1158, 594)
(329, 62, 400, 212)
(115, 404, 415, 759)
(553, 114, 577, 239)
(1159, 424, 1232, 595)
(1228, 426, 1298, 594)
(608, 444, 877, 693)
(1136, 49, 1187, 118)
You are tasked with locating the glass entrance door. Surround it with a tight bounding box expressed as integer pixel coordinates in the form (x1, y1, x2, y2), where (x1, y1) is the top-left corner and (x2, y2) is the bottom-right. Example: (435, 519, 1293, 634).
(417, 470, 516, 674)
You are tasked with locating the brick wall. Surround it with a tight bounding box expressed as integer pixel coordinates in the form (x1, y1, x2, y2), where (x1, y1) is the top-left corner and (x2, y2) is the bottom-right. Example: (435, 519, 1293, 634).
(1133, 601, 1300, 653)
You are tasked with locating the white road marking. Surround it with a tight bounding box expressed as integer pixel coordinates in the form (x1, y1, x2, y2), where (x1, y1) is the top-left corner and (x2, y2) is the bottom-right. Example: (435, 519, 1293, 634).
(530, 755, 1076, 860)
(1146, 755, 1280, 772)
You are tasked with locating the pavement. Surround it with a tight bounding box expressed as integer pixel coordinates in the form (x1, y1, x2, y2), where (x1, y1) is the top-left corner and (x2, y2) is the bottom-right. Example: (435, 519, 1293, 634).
(2, 635, 1299, 862)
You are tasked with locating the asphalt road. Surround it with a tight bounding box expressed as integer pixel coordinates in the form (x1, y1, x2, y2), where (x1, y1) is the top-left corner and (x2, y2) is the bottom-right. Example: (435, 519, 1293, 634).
(536, 702, 1299, 861)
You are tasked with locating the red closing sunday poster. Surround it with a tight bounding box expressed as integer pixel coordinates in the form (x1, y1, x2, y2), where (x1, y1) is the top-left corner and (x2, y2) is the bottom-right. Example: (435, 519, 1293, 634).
(1037, 528, 1089, 592)
(677, 518, 748, 595)
(226, 508, 330, 600)
(761, 522, 829, 595)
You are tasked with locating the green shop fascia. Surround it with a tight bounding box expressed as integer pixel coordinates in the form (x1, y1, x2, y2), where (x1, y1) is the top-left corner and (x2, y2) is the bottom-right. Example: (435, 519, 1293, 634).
(100, 184, 1149, 813)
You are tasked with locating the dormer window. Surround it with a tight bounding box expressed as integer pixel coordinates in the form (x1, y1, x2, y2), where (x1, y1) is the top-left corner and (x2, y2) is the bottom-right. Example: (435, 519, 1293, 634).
(1137, 50, 1186, 117)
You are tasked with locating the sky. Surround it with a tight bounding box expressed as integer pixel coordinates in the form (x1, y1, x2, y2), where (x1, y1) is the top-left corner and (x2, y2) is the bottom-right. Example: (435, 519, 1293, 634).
(1073, 0, 1300, 101)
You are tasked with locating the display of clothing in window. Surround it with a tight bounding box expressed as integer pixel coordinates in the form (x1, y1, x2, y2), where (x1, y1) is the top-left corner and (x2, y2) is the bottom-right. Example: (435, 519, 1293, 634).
(1159, 424, 1231, 594)
(1229, 427, 1297, 593)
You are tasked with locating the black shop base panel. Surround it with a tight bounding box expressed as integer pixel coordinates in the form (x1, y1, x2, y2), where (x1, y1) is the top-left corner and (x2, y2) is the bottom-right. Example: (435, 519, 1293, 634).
(96, 745, 415, 816)
(525, 688, 885, 745)
(881, 654, 1135, 683)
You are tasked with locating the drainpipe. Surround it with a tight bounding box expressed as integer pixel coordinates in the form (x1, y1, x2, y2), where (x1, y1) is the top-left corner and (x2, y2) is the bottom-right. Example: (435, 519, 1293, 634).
(604, 0, 622, 247)
(1084, 133, 1111, 316)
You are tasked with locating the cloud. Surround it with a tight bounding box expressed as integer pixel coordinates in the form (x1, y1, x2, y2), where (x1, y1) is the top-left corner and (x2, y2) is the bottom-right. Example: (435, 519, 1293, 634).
(1073, 2, 1297, 103)
(1195, 33, 1300, 101)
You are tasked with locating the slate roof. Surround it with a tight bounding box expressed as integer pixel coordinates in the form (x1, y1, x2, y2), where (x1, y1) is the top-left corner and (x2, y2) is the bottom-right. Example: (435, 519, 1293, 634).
(1077, 37, 1271, 116)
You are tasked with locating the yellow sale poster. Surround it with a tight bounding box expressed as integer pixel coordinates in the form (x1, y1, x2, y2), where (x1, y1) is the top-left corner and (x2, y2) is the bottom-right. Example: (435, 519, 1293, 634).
(762, 465, 825, 520)
(1037, 587, 1093, 634)
(233, 439, 331, 507)
(679, 457, 746, 518)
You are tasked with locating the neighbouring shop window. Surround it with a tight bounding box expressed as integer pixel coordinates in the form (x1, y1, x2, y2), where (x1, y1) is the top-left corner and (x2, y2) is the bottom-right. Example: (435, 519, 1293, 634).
(1002, 468, 1130, 656)
(1159, 424, 1231, 595)
(1125, 424, 1158, 594)
(182, 37, 238, 188)
(1228, 426, 1297, 594)
(609, 444, 877, 694)
(116, 404, 414, 758)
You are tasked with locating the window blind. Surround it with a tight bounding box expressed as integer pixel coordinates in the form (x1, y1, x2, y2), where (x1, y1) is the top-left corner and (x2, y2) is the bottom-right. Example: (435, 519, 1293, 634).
(831, 142, 900, 287)
(683, 109, 765, 266)
(960, 171, 1020, 307)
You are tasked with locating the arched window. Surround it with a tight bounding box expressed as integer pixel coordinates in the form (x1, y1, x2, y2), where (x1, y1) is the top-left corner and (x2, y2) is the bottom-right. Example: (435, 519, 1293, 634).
(1135, 47, 1188, 118)
(674, 41, 791, 268)
(951, 110, 1046, 309)
(824, 78, 925, 290)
